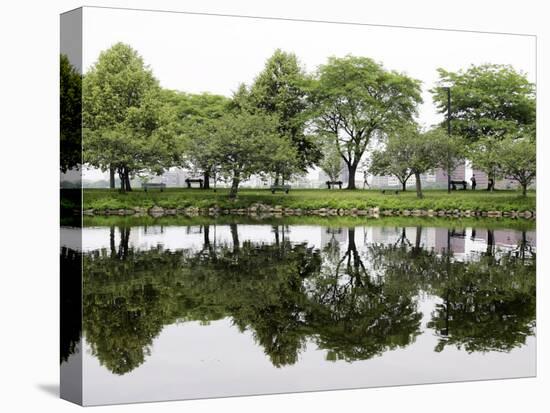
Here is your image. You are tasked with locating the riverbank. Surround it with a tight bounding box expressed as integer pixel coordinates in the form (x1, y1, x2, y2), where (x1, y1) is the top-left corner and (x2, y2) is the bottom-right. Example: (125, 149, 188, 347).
(81, 214, 535, 231)
(79, 188, 536, 219)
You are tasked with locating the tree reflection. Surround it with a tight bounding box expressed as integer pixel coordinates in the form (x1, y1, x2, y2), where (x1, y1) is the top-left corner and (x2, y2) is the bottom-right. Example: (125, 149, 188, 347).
(306, 228, 422, 361)
(426, 253, 536, 353)
(79, 224, 536, 375)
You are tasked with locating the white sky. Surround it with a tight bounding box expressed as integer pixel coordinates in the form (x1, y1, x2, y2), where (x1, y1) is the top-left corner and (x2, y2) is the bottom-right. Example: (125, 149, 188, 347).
(81, 7, 536, 180)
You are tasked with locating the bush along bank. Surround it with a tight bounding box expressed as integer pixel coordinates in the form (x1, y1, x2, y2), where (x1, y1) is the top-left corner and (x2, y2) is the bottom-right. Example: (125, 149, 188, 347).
(82, 203, 536, 219)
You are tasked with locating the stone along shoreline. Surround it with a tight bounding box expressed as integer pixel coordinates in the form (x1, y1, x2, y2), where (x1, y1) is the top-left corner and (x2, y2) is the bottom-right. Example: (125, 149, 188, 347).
(83, 203, 536, 219)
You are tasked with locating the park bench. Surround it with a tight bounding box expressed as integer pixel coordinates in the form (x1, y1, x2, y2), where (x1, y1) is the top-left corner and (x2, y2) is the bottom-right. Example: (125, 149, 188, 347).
(185, 178, 204, 188)
(142, 182, 166, 192)
(326, 181, 343, 189)
(450, 180, 467, 190)
(270, 185, 291, 194)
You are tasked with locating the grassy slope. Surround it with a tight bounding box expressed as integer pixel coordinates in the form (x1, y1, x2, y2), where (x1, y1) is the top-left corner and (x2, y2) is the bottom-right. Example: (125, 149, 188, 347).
(83, 188, 536, 212)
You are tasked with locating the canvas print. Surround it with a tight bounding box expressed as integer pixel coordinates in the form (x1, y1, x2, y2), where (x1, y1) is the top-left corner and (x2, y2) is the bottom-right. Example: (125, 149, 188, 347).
(60, 6, 536, 406)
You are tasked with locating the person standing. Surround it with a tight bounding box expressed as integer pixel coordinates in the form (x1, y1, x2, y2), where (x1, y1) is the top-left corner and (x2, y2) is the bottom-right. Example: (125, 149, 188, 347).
(363, 170, 370, 189)
(487, 177, 494, 191)
(470, 174, 477, 190)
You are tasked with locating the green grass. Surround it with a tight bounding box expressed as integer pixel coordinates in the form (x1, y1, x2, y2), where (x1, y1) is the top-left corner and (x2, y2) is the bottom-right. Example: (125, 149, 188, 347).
(83, 188, 535, 213)
(83, 214, 535, 231)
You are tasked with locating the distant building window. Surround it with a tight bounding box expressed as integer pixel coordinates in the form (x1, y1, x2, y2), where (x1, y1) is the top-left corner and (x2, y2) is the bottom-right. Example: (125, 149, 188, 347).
(425, 171, 436, 183)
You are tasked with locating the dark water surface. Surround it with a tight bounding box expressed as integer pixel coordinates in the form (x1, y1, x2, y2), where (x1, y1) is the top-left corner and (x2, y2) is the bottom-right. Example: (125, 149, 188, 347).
(61, 220, 536, 405)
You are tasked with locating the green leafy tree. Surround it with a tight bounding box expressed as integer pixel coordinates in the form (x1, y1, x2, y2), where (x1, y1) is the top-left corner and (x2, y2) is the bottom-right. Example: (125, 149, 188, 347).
(371, 124, 438, 198)
(469, 137, 503, 190)
(431, 64, 535, 141)
(498, 133, 536, 196)
(408, 127, 440, 199)
(60, 54, 82, 173)
(318, 138, 343, 183)
(431, 129, 467, 193)
(311, 56, 422, 189)
(84, 89, 180, 191)
(83, 43, 163, 191)
(249, 50, 321, 183)
(368, 130, 415, 192)
(165, 90, 230, 188)
(207, 111, 298, 198)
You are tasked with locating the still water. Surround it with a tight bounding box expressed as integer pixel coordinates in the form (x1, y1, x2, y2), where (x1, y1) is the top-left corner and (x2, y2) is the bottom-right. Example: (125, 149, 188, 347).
(61, 220, 536, 405)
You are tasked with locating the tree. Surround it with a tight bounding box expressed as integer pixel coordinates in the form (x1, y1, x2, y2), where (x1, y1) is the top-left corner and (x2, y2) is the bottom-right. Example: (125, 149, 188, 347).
(207, 111, 297, 198)
(431, 64, 535, 141)
(165, 90, 230, 189)
(407, 126, 440, 199)
(318, 138, 343, 183)
(60, 54, 82, 173)
(312, 56, 422, 189)
(368, 129, 414, 192)
(84, 89, 180, 192)
(498, 134, 536, 196)
(83, 43, 160, 190)
(468, 137, 503, 191)
(431, 129, 467, 193)
(249, 50, 321, 183)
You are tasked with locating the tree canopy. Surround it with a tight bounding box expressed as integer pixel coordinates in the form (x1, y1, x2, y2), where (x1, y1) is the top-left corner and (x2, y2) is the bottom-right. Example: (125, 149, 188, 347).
(83, 43, 179, 191)
(60, 54, 82, 173)
(431, 64, 535, 141)
(249, 49, 321, 181)
(311, 56, 422, 189)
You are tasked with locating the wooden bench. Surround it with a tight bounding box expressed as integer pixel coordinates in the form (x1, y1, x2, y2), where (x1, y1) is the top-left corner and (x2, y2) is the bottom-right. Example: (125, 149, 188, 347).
(450, 180, 467, 190)
(381, 189, 400, 195)
(326, 181, 343, 189)
(142, 182, 166, 192)
(185, 178, 204, 188)
(270, 185, 291, 194)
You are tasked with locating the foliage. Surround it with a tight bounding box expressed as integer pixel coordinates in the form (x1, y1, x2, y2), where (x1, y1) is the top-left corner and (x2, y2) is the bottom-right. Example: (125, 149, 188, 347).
(249, 49, 321, 179)
(60, 54, 82, 172)
(205, 111, 298, 197)
(318, 137, 343, 182)
(431, 64, 535, 141)
(311, 56, 422, 188)
(497, 133, 536, 196)
(164, 90, 231, 186)
(83, 43, 179, 191)
(369, 127, 415, 191)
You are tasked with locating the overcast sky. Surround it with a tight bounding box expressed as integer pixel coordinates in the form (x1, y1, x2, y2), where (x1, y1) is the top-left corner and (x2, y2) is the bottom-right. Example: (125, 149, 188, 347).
(80, 6, 536, 180)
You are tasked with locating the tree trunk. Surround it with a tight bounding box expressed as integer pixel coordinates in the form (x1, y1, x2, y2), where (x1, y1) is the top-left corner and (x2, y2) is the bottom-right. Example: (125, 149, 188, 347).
(229, 176, 240, 198)
(447, 167, 452, 193)
(347, 162, 358, 190)
(124, 168, 132, 192)
(486, 229, 494, 256)
(109, 167, 115, 189)
(274, 172, 280, 186)
(109, 226, 116, 257)
(230, 223, 239, 251)
(118, 168, 125, 192)
(414, 172, 423, 199)
(522, 183, 527, 197)
(203, 170, 210, 189)
(415, 226, 422, 249)
(402, 181, 407, 192)
(203, 225, 210, 248)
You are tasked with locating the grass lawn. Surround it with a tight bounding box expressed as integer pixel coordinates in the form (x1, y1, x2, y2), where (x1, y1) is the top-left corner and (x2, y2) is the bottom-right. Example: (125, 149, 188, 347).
(82, 188, 536, 212)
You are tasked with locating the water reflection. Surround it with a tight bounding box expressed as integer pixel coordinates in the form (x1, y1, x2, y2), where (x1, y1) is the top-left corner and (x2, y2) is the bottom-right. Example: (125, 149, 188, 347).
(64, 222, 536, 377)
